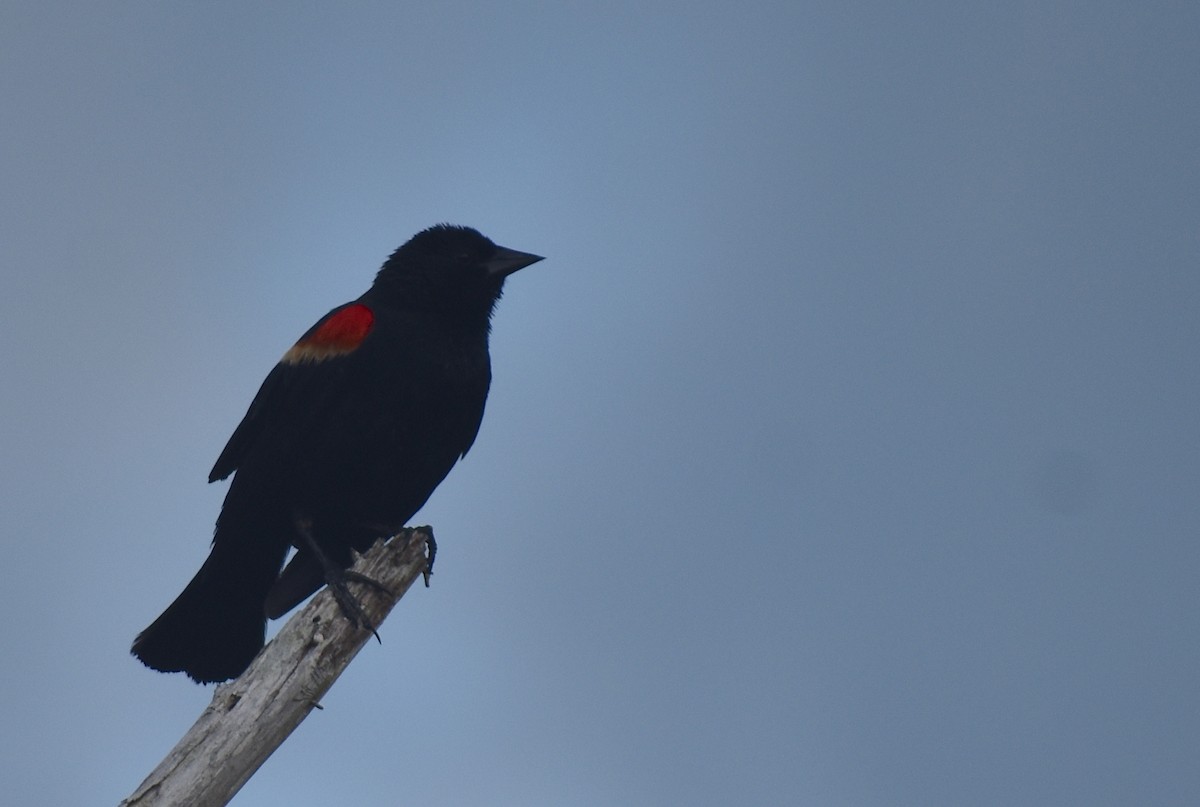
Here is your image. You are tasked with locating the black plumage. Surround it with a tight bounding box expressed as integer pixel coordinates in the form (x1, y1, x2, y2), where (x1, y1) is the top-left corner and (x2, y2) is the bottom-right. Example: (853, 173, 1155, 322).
(132, 224, 543, 683)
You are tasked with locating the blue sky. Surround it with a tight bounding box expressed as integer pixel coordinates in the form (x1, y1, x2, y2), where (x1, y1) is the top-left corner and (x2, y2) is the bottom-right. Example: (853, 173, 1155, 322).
(2, 3, 1198, 805)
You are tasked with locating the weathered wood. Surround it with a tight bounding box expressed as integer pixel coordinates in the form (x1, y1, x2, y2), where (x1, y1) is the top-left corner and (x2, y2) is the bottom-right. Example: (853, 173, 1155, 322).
(120, 528, 433, 807)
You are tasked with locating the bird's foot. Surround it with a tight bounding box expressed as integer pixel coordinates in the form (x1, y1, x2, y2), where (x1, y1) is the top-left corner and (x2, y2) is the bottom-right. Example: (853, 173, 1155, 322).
(294, 515, 395, 642)
(402, 526, 437, 587)
(323, 566, 394, 643)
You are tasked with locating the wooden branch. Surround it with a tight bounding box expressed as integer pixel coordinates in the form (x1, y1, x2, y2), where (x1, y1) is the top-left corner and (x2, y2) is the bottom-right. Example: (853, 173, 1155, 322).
(120, 528, 434, 807)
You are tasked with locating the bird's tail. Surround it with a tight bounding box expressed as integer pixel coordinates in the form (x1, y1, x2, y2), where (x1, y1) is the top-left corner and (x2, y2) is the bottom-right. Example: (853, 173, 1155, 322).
(131, 531, 287, 684)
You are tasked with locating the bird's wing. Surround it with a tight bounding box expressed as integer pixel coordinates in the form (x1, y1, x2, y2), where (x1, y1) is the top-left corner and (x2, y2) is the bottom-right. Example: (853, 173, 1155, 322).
(208, 302, 376, 482)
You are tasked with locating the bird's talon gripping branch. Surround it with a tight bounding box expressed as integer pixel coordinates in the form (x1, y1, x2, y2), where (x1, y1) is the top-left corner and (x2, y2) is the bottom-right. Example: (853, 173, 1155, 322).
(411, 527, 437, 587)
(294, 516, 390, 638)
(341, 569, 397, 599)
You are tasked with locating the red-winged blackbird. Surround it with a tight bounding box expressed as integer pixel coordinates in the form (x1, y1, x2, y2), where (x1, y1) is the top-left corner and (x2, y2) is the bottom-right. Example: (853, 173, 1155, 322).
(131, 224, 543, 683)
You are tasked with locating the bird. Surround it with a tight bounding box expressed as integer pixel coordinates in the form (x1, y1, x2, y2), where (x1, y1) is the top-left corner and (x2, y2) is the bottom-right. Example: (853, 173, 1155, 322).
(131, 224, 543, 683)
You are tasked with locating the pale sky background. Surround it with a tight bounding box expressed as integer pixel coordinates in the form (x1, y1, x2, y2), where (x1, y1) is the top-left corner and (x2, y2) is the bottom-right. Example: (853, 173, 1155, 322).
(2, 3, 1198, 805)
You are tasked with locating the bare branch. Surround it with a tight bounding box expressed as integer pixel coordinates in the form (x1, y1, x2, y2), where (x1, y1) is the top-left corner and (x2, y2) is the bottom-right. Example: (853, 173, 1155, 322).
(121, 528, 433, 807)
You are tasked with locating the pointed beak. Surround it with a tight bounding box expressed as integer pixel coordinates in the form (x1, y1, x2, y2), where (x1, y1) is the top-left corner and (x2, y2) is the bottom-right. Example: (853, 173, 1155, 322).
(486, 245, 544, 278)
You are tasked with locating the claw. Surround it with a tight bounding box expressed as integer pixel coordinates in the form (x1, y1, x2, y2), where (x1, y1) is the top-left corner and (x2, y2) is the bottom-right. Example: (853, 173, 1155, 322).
(408, 526, 437, 587)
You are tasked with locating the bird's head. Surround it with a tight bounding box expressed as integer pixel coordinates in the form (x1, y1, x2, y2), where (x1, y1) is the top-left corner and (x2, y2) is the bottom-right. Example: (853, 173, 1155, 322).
(372, 224, 543, 322)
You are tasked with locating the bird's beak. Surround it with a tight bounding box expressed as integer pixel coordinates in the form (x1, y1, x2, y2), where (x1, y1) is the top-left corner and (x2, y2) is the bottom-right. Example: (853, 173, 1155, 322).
(486, 245, 544, 278)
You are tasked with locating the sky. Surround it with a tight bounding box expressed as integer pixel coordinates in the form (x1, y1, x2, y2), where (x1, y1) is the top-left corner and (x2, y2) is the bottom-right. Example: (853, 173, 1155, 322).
(2, 2, 1198, 805)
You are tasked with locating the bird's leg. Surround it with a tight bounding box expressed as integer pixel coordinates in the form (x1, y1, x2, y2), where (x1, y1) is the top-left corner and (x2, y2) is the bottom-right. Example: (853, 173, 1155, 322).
(293, 516, 395, 642)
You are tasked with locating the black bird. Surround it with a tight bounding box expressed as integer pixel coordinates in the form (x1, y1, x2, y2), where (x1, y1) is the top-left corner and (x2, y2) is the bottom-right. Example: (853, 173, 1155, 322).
(132, 224, 543, 683)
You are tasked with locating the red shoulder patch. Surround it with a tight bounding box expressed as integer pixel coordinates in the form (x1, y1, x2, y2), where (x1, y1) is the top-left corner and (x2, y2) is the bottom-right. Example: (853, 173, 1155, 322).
(282, 303, 375, 365)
